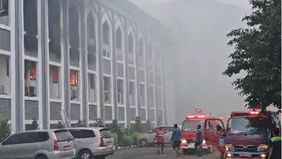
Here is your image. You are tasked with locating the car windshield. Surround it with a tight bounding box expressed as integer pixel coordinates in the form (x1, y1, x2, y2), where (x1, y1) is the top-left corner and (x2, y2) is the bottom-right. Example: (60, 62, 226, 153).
(228, 117, 269, 135)
(182, 120, 204, 131)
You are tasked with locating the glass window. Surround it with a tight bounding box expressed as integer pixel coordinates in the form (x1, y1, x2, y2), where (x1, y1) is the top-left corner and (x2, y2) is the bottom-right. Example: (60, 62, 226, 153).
(103, 59, 111, 75)
(104, 106, 112, 121)
(117, 79, 124, 105)
(139, 84, 145, 106)
(87, 14, 96, 71)
(48, 0, 61, 62)
(128, 34, 134, 53)
(116, 27, 122, 49)
(24, 0, 38, 57)
(118, 107, 125, 121)
(49, 65, 60, 99)
(70, 70, 79, 101)
(0, 54, 10, 95)
(88, 73, 96, 103)
(129, 81, 135, 106)
(227, 117, 268, 135)
(100, 129, 112, 138)
(69, 129, 95, 138)
(117, 63, 124, 77)
(104, 76, 111, 103)
(0, 0, 9, 25)
(148, 86, 154, 108)
(102, 21, 110, 45)
(69, 5, 80, 67)
(128, 66, 135, 80)
(24, 60, 37, 97)
(138, 38, 144, 67)
(54, 130, 74, 142)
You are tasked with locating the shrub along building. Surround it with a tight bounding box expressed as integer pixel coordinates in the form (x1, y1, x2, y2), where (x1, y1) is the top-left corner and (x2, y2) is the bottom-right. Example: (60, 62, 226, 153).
(0, 0, 167, 133)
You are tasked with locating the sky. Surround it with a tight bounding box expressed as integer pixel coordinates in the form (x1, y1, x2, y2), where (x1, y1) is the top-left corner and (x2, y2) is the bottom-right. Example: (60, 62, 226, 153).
(129, 0, 252, 123)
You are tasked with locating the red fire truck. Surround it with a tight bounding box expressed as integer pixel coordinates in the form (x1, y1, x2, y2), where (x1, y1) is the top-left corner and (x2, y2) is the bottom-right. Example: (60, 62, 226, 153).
(203, 110, 281, 159)
(180, 112, 213, 154)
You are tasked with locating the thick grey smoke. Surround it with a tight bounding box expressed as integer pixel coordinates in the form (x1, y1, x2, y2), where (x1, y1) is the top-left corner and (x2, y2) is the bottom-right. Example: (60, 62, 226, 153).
(130, 0, 252, 123)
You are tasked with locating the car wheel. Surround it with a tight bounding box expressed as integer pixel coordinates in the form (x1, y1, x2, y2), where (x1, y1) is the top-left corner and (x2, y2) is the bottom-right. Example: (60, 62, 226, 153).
(140, 139, 148, 147)
(79, 150, 93, 159)
(35, 155, 48, 159)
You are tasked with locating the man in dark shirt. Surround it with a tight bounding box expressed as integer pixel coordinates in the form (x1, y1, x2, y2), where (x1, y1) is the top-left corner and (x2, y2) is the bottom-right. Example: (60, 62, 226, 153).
(269, 128, 281, 159)
(195, 124, 204, 156)
(171, 124, 181, 155)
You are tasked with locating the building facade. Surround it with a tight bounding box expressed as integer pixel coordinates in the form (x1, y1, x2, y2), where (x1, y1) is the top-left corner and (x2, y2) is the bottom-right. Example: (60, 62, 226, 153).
(0, 0, 166, 132)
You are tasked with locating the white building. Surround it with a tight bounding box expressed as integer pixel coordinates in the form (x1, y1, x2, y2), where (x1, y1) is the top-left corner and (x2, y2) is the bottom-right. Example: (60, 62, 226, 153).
(0, 0, 167, 132)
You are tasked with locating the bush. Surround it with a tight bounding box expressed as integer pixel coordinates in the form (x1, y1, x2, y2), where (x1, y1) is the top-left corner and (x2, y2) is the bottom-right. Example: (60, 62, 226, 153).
(118, 134, 133, 147)
(0, 118, 10, 141)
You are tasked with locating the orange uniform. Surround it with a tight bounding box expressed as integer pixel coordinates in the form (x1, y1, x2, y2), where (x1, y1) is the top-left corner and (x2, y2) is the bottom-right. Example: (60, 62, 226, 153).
(155, 130, 165, 143)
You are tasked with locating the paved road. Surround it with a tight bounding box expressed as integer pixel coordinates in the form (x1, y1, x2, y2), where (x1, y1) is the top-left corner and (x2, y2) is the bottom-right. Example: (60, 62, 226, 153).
(108, 147, 220, 159)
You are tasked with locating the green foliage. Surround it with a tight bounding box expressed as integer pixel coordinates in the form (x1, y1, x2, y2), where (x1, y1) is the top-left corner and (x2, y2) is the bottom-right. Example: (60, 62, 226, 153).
(30, 118, 38, 130)
(0, 118, 10, 141)
(75, 120, 87, 127)
(93, 118, 104, 127)
(224, 0, 281, 110)
(110, 119, 120, 133)
(145, 119, 152, 132)
(118, 134, 133, 147)
(132, 116, 142, 133)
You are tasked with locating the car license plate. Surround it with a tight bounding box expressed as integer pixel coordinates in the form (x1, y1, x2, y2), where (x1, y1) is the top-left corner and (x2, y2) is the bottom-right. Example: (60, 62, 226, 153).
(188, 143, 195, 148)
(240, 152, 251, 157)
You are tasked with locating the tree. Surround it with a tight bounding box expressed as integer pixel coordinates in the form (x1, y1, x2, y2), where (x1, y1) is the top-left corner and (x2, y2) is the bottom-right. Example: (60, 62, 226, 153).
(30, 118, 38, 130)
(0, 118, 10, 141)
(133, 116, 142, 132)
(93, 118, 104, 127)
(110, 119, 120, 133)
(75, 120, 87, 127)
(223, 0, 281, 110)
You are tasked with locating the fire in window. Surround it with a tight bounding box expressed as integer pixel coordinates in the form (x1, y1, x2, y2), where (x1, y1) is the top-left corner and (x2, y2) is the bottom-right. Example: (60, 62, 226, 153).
(70, 70, 78, 86)
(52, 66, 59, 83)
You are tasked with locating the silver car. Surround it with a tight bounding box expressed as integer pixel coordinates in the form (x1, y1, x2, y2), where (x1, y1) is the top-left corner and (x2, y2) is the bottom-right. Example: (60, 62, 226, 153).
(67, 128, 114, 159)
(0, 129, 75, 159)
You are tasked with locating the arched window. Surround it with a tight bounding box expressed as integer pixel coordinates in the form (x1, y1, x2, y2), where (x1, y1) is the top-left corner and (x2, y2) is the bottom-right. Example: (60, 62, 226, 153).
(48, 0, 61, 62)
(102, 21, 110, 45)
(87, 14, 95, 40)
(87, 13, 96, 71)
(116, 27, 122, 49)
(138, 38, 144, 57)
(128, 33, 134, 53)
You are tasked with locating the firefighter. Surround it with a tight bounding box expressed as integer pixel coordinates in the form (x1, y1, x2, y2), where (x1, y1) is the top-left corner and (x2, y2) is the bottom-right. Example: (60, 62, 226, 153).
(195, 124, 203, 156)
(154, 127, 165, 154)
(268, 128, 281, 159)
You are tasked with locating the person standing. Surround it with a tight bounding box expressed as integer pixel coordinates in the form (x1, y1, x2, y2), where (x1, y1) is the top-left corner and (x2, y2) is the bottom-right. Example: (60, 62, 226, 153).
(195, 124, 204, 156)
(268, 128, 281, 159)
(171, 124, 181, 155)
(154, 127, 165, 154)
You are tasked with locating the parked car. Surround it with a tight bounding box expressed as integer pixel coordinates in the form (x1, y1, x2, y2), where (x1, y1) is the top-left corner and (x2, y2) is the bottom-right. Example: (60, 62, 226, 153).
(0, 129, 75, 159)
(67, 128, 114, 159)
(137, 125, 174, 146)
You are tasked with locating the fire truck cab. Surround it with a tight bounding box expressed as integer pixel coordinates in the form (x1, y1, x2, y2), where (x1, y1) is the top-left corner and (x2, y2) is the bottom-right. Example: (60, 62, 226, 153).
(203, 110, 280, 159)
(180, 113, 213, 154)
